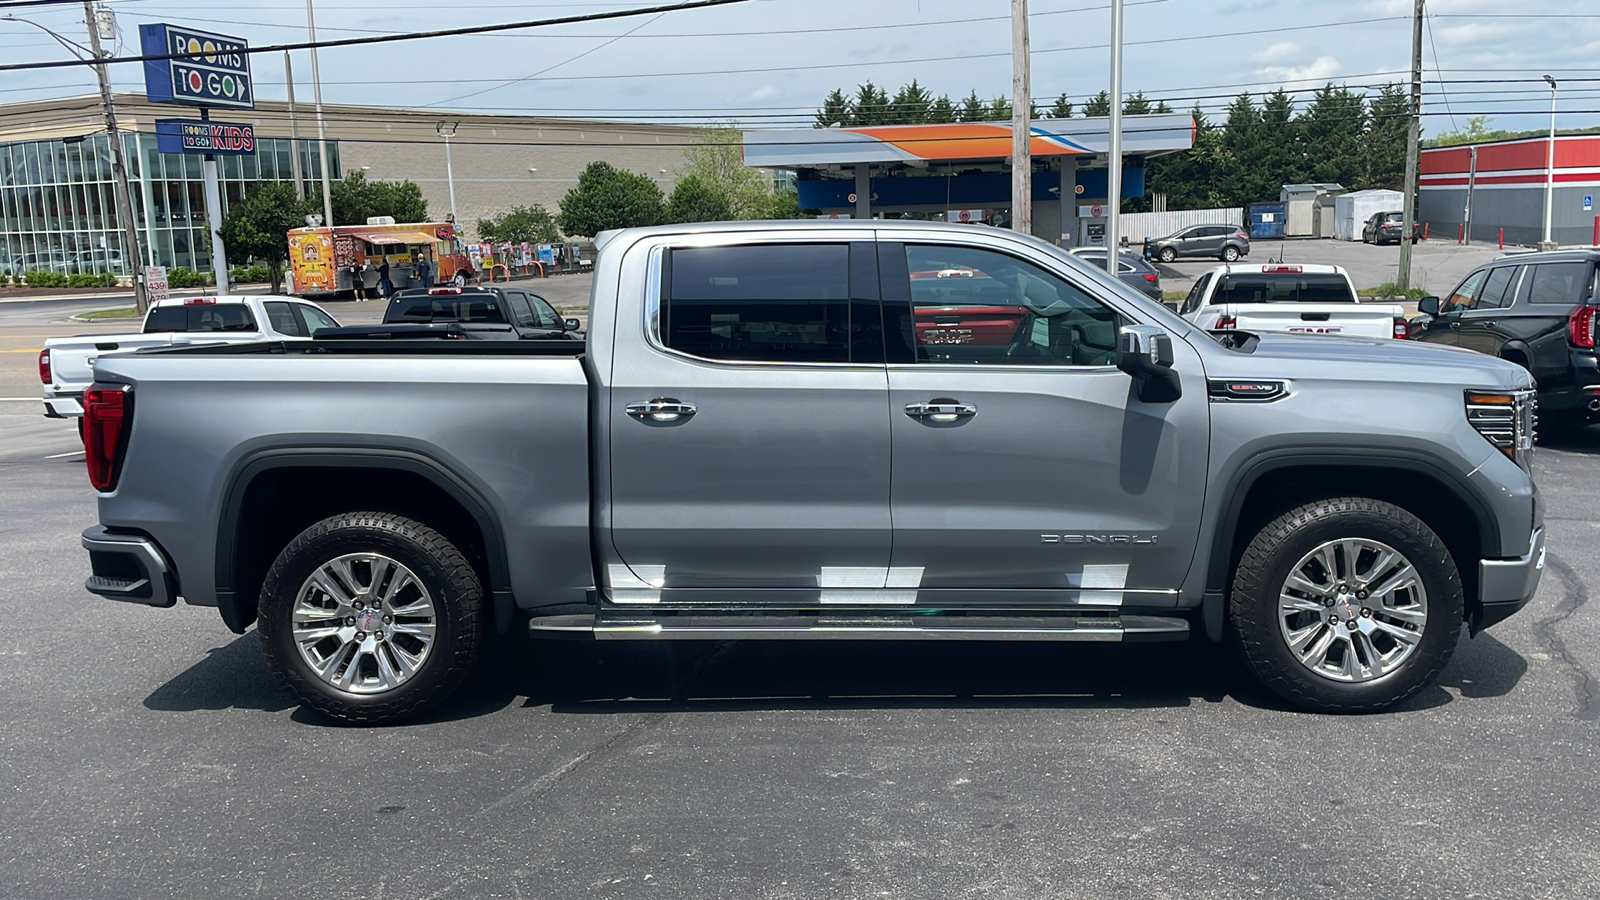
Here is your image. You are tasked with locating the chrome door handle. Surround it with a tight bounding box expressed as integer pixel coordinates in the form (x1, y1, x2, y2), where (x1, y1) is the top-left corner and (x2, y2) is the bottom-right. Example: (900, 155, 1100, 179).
(626, 397, 697, 423)
(904, 400, 977, 423)
(1448, 321, 1461, 329)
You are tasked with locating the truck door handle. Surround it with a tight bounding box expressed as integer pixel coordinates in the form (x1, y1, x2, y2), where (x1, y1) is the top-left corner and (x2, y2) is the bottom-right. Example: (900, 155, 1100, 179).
(626, 397, 697, 423)
(1448, 321, 1461, 329)
(904, 400, 977, 423)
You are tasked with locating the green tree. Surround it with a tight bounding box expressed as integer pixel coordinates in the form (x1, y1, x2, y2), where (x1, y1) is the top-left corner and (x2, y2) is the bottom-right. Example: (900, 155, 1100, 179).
(680, 124, 771, 219)
(218, 182, 310, 294)
(328, 171, 428, 226)
(1141, 105, 1232, 211)
(928, 94, 957, 123)
(1365, 82, 1409, 189)
(664, 175, 733, 224)
(1048, 93, 1074, 119)
(1298, 83, 1367, 188)
(956, 90, 986, 122)
(557, 161, 664, 236)
(851, 81, 891, 125)
(477, 204, 560, 244)
(1082, 90, 1112, 117)
(815, 88, 852, 128)
(1123, 91, 1153, 115)
(986, 95, 1012, 120)
(890, 80, 933, 124)
(761, 187, 805, 219)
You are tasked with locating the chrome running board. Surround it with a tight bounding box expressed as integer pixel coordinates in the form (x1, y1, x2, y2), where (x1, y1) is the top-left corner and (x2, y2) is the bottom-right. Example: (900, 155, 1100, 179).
(528, 613, 1190, 643)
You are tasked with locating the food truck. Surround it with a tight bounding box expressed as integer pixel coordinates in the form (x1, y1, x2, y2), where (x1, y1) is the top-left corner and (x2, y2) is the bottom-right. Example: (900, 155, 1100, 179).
(285, 218, 476, 297)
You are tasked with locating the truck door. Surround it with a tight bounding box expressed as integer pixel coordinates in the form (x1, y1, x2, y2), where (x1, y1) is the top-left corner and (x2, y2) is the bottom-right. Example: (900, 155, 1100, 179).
(606, 240, 893, 601)
(1455, 265, 1519, 356)
(879, 237, 1209, 608)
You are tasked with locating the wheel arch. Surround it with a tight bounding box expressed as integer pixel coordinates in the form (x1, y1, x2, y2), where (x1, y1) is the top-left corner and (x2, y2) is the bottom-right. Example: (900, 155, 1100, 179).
(1201, 452, 1498, 642)
(216, 449, 513, 636)
(1497, 342, 1533, 369)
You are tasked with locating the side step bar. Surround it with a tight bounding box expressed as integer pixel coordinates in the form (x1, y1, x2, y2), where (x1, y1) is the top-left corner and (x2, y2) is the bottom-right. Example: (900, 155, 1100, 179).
(529, 614, 1190, 643)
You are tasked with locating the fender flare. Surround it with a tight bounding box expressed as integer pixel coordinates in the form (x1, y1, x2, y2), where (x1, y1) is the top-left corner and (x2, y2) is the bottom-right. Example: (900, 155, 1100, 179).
(214, 448, 514, 635)
(1200, 449, 1502, 642)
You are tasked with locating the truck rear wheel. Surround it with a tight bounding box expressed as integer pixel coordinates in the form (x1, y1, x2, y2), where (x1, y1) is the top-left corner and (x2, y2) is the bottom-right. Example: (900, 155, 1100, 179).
(1230, 498, 1462, 712)
(258, 512, 483, 724)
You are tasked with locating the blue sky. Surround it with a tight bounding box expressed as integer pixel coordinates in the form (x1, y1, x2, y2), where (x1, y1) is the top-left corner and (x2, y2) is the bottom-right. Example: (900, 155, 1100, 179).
(3, 0, 1597, 135)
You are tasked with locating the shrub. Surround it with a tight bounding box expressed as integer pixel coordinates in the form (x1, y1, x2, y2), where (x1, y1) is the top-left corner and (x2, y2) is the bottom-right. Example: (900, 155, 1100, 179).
(229, 263, 271, 284)
(165, 267, 213, 288)
(66, 272, 116, 288)
(24, 270, 67, 287)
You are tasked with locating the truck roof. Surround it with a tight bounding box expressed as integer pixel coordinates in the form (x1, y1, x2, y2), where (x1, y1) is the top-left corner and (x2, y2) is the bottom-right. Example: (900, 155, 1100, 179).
(147, 294, 271, 309)
(1203, 263, 1348, 277)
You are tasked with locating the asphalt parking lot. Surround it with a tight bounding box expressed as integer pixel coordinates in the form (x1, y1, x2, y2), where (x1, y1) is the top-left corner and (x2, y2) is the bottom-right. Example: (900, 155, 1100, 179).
(2, 285, 1600, 897)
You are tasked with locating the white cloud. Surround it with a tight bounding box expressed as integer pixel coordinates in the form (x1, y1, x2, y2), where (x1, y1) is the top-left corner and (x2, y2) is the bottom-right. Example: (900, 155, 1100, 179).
(1256, 56, 1343, 86)
(748, 85, 780, 101)
(1251, 41, 1301, 64)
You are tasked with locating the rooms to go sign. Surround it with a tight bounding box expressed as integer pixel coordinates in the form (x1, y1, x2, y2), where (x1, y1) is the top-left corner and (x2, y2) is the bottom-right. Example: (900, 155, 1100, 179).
(154, 119, 256, 155)
(138, 24, 254, 110)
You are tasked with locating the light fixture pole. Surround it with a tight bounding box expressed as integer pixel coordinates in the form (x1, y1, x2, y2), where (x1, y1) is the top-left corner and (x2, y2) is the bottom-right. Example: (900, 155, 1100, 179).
(1542, 74, 1558, 249)
(1103, 0, 1125, 267)
(306, 0, 334, 226)
(437, 122, 459, 222)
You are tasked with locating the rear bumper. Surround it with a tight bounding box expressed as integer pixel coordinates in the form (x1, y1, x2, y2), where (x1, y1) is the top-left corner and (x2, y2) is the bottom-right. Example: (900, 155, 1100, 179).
(81, 526, 177, 608)
(1472, 526, 1545, 635)
(43, 393, 83, 418)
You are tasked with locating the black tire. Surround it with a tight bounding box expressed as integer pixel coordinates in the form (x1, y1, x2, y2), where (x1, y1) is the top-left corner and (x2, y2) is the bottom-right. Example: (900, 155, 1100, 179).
(1159, 247, 1177, 263)
(259, 512, 484, 724)
(1230, 497, 1462, 713)
(1221, 245, 1241, 262)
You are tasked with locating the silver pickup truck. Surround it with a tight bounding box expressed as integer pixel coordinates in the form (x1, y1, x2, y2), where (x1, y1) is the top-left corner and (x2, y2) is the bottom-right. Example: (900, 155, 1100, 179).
(77, 221, 1544, 723)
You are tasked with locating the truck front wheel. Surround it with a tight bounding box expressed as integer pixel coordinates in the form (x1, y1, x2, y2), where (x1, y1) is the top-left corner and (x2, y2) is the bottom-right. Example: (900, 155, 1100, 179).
(259, 512, 484, 724)
(1229, 498, 1462, 712)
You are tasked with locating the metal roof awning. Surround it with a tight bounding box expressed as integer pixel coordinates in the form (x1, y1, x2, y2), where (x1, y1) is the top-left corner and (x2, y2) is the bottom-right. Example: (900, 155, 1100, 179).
(350, 231, 439, 245)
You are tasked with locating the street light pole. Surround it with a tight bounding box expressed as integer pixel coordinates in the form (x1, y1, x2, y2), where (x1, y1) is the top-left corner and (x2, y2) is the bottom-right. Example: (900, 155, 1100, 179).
(1103, 0, 1125, 267)
(306, 0, 334, 226)
(437, 122, 459, 222)
(1542, 74, 1558, 249)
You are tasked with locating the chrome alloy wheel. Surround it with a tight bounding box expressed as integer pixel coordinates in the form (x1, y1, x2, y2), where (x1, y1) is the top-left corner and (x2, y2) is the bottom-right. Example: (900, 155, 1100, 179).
(291, 553, 437, 695)
(1277, 538, 1428, 683)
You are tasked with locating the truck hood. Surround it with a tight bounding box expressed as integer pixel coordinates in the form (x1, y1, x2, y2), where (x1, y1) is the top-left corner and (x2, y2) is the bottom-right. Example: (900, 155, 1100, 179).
(1208, 330, 1534, 391)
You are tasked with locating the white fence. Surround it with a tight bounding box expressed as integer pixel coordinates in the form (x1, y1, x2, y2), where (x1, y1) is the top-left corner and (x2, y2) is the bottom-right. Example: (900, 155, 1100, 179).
(1116, 208, 1245, 243)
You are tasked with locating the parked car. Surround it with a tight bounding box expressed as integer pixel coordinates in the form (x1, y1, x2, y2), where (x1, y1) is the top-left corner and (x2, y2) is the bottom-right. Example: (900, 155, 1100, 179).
(1410, 248, 1600, 425)
(77, 220, 1541, 724)
(1179, 263, 1407, 339)
(1067, 247, 1164, 302)
(367, 285, 583, 340)
(1144, 224, 1250, 263)
(39, 294, 340, 418)
(1362, 211, 1420, 245)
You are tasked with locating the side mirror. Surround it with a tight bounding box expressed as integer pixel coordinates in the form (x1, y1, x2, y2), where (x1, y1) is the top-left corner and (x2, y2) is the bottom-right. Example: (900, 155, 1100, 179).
(1418, 295, 1440, 316)
(564, 318, 582, 331)
(1163, 301, 1180, 313)
(1117, 324, 1182, 403)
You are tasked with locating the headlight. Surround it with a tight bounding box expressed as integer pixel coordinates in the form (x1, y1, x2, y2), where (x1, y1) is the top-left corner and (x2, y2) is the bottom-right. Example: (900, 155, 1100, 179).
(1466, 390, 1536, 471)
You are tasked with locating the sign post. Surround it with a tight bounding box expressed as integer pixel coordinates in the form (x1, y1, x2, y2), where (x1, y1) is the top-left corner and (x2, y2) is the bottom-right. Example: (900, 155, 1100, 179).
(140, 24, 255, 295)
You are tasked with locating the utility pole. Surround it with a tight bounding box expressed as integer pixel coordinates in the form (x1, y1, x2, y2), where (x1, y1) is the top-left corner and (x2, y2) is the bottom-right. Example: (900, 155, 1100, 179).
(1010, 0, 1031, 236)
(437, 122, 459, 222)
(1397, 0, 1423, 292)
(306, 0, 334, 225)
(81, 2, 148, 311)
(1103, 0, 1125, 267)
(285, 51, 305, 200)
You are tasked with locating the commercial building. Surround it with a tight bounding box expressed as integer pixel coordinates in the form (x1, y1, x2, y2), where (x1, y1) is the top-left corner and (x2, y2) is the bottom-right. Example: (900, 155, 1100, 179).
(0, 93, 699, 276)
(740, 114, 1194, 246)
(1420, 134, 1600, 247)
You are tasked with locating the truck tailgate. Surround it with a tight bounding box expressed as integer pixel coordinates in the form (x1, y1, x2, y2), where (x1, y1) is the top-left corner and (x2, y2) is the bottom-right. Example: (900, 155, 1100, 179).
(1221, 303, 1403, 338)
(45, 333, 181, 396)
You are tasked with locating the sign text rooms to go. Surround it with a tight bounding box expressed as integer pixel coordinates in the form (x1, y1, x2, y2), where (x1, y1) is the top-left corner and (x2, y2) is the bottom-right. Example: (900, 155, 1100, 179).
(139, 24, 254, 110)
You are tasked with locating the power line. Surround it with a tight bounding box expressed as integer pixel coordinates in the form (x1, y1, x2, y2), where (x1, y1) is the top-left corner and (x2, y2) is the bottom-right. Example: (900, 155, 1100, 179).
(1423, 12, 1457, 132)
(0, 0, 753, 73)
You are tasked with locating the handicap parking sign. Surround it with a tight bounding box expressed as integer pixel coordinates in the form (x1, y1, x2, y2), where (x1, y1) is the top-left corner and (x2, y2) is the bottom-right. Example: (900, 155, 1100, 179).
(1585, 195, 1593, 211)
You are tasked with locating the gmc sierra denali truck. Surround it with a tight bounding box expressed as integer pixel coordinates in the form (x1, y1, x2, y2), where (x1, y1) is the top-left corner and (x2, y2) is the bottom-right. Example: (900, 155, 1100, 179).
(77, 221, 1544, 723)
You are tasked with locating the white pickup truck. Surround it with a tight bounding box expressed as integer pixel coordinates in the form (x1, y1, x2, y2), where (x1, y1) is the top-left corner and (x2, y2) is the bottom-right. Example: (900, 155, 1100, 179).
(1178, 264, 1407, 340)
(39, 294, 340, 418)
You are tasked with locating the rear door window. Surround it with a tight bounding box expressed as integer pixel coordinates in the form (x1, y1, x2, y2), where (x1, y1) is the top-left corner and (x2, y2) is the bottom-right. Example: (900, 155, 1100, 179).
(1526, 262, 1592, 305)
(662, 243, 856, 363)
(264, 301, 307, 336)
(1183, 273, 1212, 315)
(503, 292, 537, 328)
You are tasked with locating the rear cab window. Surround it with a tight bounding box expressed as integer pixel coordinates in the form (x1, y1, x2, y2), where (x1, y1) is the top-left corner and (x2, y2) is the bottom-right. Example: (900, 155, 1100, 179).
(1211, 272, 1355, 304)
(387, 292, 508, 323)
(143, 302, 257, 333)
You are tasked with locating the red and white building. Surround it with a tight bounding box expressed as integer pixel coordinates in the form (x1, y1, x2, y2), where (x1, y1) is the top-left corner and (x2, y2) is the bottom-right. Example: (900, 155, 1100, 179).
(1419, 133, 1600, 247)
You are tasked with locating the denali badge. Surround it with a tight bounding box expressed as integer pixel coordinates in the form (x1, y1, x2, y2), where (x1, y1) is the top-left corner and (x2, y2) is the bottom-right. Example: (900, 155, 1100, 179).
(1041, 534, 1157, 545)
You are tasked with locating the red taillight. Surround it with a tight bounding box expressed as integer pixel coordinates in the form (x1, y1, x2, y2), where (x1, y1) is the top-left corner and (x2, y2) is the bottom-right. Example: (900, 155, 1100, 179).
(1216, 315, 1238, 329)
(1571, 304, 1598, 349)
(1142, 273, 1159, 283)
(1235, 233, 1248, 240)
(83, 385, 130, 492)
(38, 349, 50, 384)
(1393, 316, 1408, 340)
(1262, 265, 1303, 274)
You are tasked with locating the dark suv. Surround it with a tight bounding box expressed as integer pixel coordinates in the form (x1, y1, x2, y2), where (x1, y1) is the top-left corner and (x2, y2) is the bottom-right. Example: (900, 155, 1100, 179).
(1411, 249, 1600, 424)
(1362, 211, 1420, 245)
(1143, 224, 1250, 263)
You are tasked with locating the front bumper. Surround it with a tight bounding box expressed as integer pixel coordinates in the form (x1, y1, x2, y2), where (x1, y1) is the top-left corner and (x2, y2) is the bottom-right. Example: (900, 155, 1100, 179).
(82, 526, 177, 608)
(1472, 526, 1545, 635)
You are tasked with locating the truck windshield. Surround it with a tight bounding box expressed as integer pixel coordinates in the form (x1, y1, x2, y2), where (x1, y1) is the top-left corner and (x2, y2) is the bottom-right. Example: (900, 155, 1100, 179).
(1212, 274, 1355, 304)
(387, 294, 508, 324)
